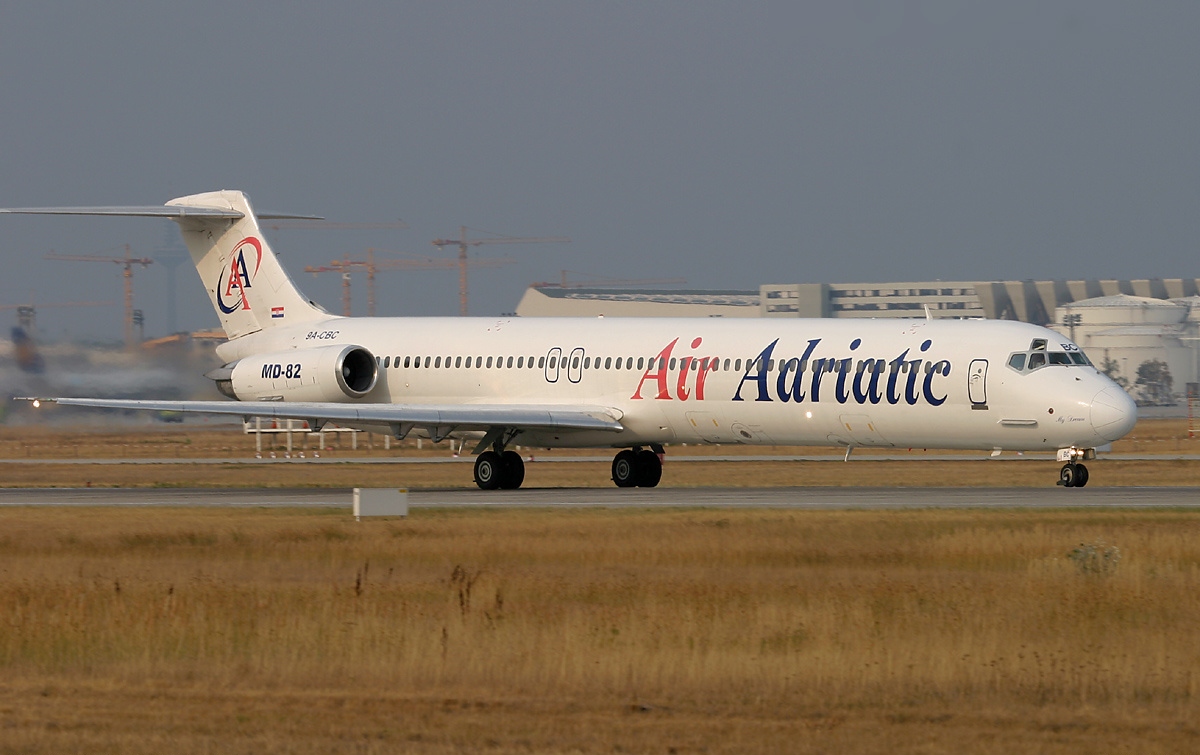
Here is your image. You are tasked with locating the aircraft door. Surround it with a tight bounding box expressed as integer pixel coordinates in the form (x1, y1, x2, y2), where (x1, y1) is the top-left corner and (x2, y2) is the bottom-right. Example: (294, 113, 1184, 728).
(544, 347, 562, 383)
(567, 347, 584, 384)
(968, 359, 988, 407)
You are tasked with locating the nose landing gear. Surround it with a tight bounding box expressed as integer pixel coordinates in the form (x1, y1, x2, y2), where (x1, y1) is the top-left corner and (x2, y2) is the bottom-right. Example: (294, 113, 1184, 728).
(1058, 462, 1089, 488)
(1056, 447, 1094, 488)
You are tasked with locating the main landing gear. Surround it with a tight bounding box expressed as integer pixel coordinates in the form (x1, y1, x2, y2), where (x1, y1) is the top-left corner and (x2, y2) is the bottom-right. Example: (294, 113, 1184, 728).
(474, 449, 525, 490)
(611, 446, 663, 488)
(1056, 447, 1093, 488)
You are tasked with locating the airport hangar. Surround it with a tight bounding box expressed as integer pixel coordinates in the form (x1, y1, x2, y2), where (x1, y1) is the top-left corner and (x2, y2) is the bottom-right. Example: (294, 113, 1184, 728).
(515, 278, 1200, 406)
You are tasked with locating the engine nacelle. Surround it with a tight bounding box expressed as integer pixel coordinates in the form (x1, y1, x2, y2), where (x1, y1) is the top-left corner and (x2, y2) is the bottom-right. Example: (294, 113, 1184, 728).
(212, 345, 378, 402)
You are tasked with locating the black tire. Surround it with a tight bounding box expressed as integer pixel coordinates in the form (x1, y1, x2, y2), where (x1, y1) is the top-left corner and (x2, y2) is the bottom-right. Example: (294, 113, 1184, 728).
(500, 450, 525, 489)
(474, 451, 503, 490)
(636, 449, 662, 488)
(1074, 463, 1089, 488)
(612, 450, 639, 487)
(1059, 463, 1076, 488)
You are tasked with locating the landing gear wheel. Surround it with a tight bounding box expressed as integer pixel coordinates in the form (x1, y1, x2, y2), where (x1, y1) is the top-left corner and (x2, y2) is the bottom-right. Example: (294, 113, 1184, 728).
(500, 450, 525, 489)
(1059, 463, 1077, 488)
(635, 450, 662, 488)
(1074, 463, 1089, 488)
(612, 450, 639, 488)
(474, 451, 503, 490)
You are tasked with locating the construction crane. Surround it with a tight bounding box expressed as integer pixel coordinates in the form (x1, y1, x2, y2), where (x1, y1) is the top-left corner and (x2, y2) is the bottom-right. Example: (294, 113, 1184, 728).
(532, 270, 688, 289)
(304, 249, 514, 316)
(45, 245, 154, 349)
(432, 227, 570, 316)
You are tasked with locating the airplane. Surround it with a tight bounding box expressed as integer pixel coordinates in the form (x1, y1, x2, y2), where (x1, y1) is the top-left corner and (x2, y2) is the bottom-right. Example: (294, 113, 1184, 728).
(1, 190, 1137, 488)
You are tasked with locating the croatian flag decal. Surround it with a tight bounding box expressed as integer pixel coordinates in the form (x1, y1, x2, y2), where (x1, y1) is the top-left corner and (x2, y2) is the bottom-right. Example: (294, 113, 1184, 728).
(271, 306, 285, 319)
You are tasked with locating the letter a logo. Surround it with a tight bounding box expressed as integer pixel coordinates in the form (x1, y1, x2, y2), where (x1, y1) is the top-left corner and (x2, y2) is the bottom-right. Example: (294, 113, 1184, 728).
(215, 237, 263, 314)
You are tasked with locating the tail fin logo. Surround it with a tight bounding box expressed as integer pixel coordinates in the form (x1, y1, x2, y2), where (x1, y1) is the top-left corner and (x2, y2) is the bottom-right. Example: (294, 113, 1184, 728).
(216, 237, 263, 314)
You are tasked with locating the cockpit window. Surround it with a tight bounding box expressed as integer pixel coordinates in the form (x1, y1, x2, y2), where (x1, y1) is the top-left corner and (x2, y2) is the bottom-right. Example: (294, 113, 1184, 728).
(1007, 346, 1093, 373)
(1030, 339, 1047, 351)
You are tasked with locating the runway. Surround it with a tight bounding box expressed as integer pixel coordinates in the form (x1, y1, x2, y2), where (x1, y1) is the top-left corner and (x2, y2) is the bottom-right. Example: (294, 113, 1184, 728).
(1, 486, 1199, 508)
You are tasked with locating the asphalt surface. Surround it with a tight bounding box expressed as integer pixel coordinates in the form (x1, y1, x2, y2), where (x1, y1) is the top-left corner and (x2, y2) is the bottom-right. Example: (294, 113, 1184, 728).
(0, 453, 1197, 464)
(1, 486, 1198, 508)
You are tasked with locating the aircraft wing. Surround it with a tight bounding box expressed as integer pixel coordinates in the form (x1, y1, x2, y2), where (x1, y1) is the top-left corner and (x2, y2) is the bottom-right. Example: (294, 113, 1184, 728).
(20, 397, 624, 437)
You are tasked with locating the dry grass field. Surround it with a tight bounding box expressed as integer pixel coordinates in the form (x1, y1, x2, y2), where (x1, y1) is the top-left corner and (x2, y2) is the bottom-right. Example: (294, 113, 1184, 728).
(1, 506, 1199, 753)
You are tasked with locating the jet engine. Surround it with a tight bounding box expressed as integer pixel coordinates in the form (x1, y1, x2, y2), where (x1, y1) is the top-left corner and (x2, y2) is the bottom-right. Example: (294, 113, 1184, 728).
(209, 344, 378, 402)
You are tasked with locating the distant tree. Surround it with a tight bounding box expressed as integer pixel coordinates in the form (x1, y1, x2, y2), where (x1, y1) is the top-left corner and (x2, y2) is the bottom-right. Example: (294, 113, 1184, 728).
(1135, 360, 1174, 405)
(1100, 357, 1129, 389)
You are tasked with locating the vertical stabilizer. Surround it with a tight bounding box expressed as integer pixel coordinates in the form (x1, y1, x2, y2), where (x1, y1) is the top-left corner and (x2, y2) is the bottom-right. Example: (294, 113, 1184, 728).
(166, 190, 330, 339)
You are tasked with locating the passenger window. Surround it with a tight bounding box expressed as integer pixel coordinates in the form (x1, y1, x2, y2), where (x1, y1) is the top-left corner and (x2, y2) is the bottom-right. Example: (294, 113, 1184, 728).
(1028, 352, 1046, 369)
(538, 356, 545, 368)
(1008, 353, 1026, 371)
(404, 356, 411, 368)
(572, 357, 579, 369)
(637, 357, 645, 370)
(582, 357, 588, 369)
(517, 356, 524, 368)
(723, 358, 731, 371)
(487, 357, 494, 368)
(734, 359, 742, 371)
(507, 356, 514, 368)
(455, 356, 462, 368)
(383, 356, 390, 368)
(434, 357, 441, 368)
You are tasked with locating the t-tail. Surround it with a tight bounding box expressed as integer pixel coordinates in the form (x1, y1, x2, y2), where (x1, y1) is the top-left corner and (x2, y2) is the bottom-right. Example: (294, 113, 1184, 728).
(168, 190, 330, 339)
(0, 189, 332, 341)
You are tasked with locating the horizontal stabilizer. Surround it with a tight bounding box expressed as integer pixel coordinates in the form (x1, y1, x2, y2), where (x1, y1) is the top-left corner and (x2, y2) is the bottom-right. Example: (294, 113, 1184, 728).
(0, 206, 320, 220)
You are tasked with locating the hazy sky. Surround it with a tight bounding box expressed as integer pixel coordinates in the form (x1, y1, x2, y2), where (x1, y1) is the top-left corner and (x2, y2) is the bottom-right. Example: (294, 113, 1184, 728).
(1, 2, 1196, 341)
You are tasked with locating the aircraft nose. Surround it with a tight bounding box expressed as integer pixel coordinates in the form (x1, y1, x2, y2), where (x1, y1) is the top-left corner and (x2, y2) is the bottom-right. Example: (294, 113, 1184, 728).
(1091, 387, 1137, 442)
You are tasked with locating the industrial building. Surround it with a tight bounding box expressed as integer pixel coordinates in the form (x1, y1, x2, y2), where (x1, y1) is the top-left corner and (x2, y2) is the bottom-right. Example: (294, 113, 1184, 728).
(515, 277, 1200, 404)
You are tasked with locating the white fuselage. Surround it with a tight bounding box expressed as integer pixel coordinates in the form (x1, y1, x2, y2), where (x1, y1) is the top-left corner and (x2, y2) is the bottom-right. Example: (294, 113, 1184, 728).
(217, 314, 1137, 452)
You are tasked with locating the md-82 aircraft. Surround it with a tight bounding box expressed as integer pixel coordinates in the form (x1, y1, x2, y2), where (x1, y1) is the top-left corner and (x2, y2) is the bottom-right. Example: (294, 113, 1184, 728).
(2, 190, 1137, 488)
